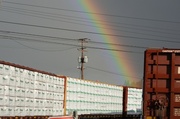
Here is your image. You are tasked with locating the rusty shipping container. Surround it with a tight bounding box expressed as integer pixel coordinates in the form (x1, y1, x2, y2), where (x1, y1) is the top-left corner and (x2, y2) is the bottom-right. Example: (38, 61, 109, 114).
(143, 48, 180, 119)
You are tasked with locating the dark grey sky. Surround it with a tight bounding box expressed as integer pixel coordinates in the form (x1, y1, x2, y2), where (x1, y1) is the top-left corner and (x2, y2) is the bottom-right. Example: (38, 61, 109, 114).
(0, 0, 180, 87)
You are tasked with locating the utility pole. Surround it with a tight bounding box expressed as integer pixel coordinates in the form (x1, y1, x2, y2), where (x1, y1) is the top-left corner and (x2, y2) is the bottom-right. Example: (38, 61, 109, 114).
(77, 38, 89, 80)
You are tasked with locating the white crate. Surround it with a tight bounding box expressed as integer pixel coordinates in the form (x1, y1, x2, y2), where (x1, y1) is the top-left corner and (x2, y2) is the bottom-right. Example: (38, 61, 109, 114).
(42, 82, 46, 90)
(29, 80, 34, 89)
(49, 100, 53, 108)
(15, 77, 20, 87)
(0, 85, 4, 95)
(0, 106, 5, 116)
(34, 90, 39, 99)
(4, 65, 10, 75)
(33, 107, 37, 115)
(0, 64, 4, 75)
(19, 78, 25, 88)
(9, 87, 15, 96)
(41, 91, 46, 99)
(3, 75, 9, 85)
(49, 76, 53, 84)
(29, 98, 34, 107)
(29, 107, 34, 116)
(20, 97, 25, 107)
(4, 86, 9, 96)
(44, 108, 49, 115)
(20, 107, 25, 116)
(15, 97, 21, 106)
(39, 73, 44, 82)
(0, 75, 3, 85)
(34, 81, 40, 90)
(0, 95, 4, 106)
(44, 75, 50, 83)
(19, 69, 24, 78)
(45, 100, 50, 107)
(47, 108, 52, 115)
(9, 96, 15, 106)
(25, 89, 30, 98)
(15, 87, 21, 97)
(14, 67, 20, 77)
(9, 76, 16, 86)
(4, 96, 9, 106)
(53, 76, 57, 84)
(20, 88, 25, 97)
(25, 98, 30, 107)
(14, 107, 19, 116)
(24, 107, 29, 116)
(24, 80, 30, 89)
(34, 99, 40, 108)
(9, 66, 16, 77)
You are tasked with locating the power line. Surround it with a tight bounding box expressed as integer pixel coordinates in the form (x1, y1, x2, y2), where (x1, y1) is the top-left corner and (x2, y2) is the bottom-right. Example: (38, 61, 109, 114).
(3, 1, 180, 24)
(0, 20, 180, 44)
(87, 66, 141, 80)
(0, 30, 147, 49)
(0, 34, 142, 54)
(13, 40, 77, 52)
(1, 6, 180, 39)
(2, 5, 180, 34)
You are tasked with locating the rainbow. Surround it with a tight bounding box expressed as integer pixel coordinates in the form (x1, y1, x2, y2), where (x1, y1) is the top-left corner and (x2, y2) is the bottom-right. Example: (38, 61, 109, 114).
(80, 1, 140, 87)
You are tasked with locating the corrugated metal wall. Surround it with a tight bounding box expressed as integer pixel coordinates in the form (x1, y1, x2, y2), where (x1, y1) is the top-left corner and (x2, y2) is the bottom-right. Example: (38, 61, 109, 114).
(0, 60, 142, 117)
(143, 48, 180, 119)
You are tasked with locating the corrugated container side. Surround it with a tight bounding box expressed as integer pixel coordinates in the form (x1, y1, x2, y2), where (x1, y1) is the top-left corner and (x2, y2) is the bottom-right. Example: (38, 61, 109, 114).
(65, 77, 123, 115)
(0, 60, 66, 117)
(143, 48, 180, 119)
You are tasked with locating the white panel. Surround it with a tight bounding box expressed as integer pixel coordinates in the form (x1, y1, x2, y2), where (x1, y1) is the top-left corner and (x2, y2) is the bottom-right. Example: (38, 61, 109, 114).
(15, 67, 20, 77)
(15, 97, 21, 106)
(25, 107, 29, 116)
(9, 87, 15, 96)
(0, 75, 3, 85)
(20, 97, 25, 107)
(4, 96, 9, 106)
(15, 87, 21, 97)
(21, 88, 25, 97)
(0, 85, 4, 95)
(4, 65, 10, 75)
(19, 78, 24, 88)
(9, 97, 15, 106)
(34, 90, 39, 99)
(4, 86, 9, 96)
(25, 98, 30, 107)
(19, 69, 24, 78)
(42, 82, 46, 91)
(29, 107, 34, 116)
(0, 106, 5, 116)
(34, 99, 39, 108)
(0, 64, 4, 75)
(0, 95, 4, 106)
(53, 77, 57, 85)
(24, 79, 30, 89)
(29, 98, 34, 107)
(3, 76, 9, 85)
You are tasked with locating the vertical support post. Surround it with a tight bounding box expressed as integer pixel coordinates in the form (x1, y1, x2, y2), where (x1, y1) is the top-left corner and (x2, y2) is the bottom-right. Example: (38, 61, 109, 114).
(63, 76, 67, 116)
(170, 53, 175, 119)
(123, 86, 128, 117)
(80, 39, 84, 80)
(78, 38, 89, 80)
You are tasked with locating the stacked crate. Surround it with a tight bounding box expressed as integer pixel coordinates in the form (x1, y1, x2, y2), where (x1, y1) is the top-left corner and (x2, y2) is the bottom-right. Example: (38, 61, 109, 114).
(0, 63, 64, 116)
(127, 88, 142, 114)
(66, 77, 123, 115)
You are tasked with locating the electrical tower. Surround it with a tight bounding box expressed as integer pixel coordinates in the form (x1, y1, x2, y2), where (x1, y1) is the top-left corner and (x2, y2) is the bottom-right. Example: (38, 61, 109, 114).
(77, 38, 89, 80)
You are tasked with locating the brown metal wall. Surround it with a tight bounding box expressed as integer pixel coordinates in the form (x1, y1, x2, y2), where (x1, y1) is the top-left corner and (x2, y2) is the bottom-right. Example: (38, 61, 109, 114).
(143, 48, 180, 119)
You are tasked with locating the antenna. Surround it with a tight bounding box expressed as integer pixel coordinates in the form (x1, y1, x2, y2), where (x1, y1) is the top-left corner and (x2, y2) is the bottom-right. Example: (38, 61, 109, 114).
(77, 38, 89, 79)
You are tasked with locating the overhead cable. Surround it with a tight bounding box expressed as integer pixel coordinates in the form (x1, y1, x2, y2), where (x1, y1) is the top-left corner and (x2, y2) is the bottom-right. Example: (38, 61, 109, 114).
(3, 1, 180, 24)
(0, 20, 180, 44)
